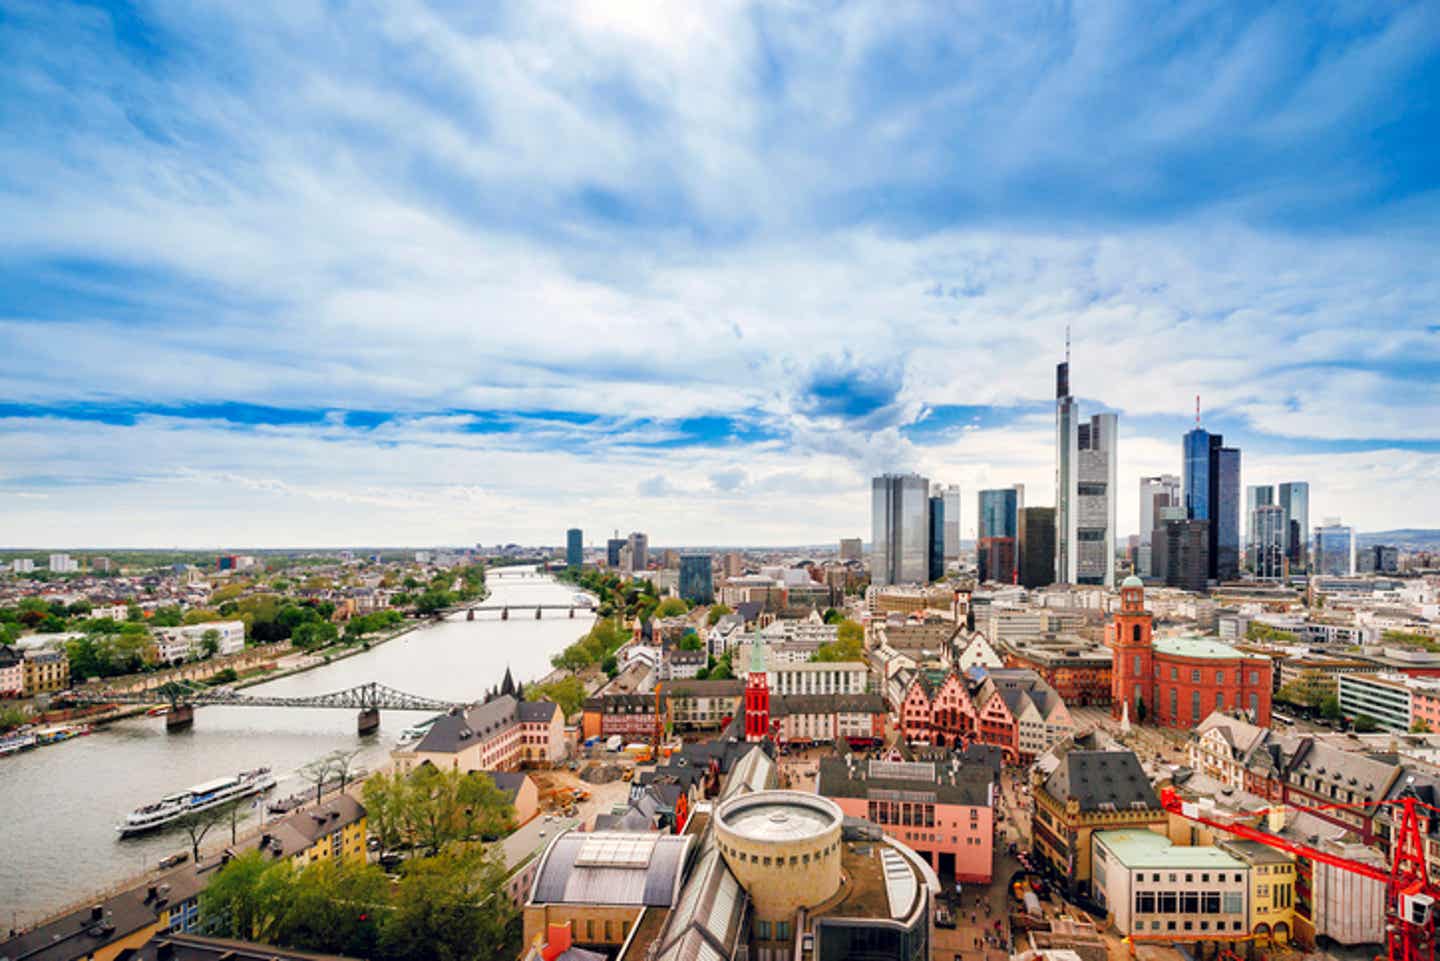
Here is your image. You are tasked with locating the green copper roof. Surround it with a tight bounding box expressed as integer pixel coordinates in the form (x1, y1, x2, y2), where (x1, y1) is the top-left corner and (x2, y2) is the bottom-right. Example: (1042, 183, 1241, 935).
(749, 640, 768, 673)
(1121, 574, 1144, 588)
(1095, 829, 1246, 869)
(1153, 636, 1261, 660)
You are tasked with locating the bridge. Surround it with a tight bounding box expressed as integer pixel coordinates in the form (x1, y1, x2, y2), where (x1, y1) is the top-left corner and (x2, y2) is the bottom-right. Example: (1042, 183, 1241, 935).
(464, 603, 594, 621)
(65, 681, 462, 735)
(486, 568, 549, 579)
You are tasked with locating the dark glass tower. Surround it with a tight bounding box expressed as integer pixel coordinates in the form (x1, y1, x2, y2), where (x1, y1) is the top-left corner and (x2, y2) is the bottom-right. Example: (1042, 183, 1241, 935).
(928, 495, 945, 582)
(1181, 425, 1239, 581)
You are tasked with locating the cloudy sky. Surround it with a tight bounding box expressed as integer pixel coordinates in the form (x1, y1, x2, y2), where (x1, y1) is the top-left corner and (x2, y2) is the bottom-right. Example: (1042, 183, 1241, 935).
(2, 1, 1438, 548)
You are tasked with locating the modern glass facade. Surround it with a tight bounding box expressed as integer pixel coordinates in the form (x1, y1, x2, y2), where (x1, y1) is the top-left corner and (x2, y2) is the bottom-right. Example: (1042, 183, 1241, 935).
(1278, 482, 1310, 570)
(978, 488, 1019, 584)
(1138, 475, 1180, 577)
(1055, 362, 1078, 584)
(1314, 523, 1355, 576)
(1214, 447, 1240, 581)
(941, 484, 962, 561)
(1018, 507, 1056, 588)
(679, 554, 714, 604)
(1250, 506, 1285, 580)
(978, 489, 1019, 539)
(1182, 428, 1213, 521)
(606, 538, 625, 567)
(871, 473, 931, 586)
(565, 528, 582, 568)
(928, 495, 945, 582)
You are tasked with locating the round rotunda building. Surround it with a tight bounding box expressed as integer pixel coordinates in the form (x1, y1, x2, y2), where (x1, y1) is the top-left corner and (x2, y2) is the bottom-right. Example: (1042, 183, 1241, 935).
(714, 789, 844, 924)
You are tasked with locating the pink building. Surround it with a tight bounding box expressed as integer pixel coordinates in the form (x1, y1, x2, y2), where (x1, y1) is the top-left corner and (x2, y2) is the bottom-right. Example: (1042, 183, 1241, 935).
(817, 755, 995, 883)
(1410, 684, 1440, 733)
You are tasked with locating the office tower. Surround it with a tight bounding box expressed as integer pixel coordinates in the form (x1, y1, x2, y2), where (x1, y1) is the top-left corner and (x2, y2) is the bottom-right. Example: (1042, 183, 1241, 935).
(606, 538, 625, 568)
(1155, 517, 1209, 592)
(565, 528, 582, 568)
(679, 554, 714, 604)
(1182, 413, 1240, 582)
(1360, 545, 1400, 574)
(1278, 482, 1310, 571)
(1314, 522, 1355, 576)
(1018, 507, 1057, 588)
(1251, 505, 1285, 580)
(662, 549, 681, 569)
(838, 538, 863, 563)
(978, 488, 1019, 584)
(1055, 352, 1117, 587)
(871, 473, 930, 586)
(1245, 485, 1274, 571)
(941, 484, 962, 561)
(724, 552, 744, 578)
(626, 532, 649, 572)
(1138, 475, 1181, 577)
(928, 494, 945, 582)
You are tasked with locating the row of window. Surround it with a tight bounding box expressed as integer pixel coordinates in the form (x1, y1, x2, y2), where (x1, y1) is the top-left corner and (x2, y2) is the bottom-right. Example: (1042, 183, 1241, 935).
(718, 840, 836, 867)
(1136, 919, 1245, 933)
(1130, 655, 1261, 688)
(754, 920, 792, 941)
(1137, 871, 1244, 884)
(1134, 891, 1245, 914)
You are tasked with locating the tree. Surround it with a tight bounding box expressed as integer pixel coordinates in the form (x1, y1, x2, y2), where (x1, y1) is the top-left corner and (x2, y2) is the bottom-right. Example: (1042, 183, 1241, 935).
(706, 604, 733, 626)
(677, 630, 703, 652)
(526, 677, 586, 718)
(201, 628, 222, 658)
(1319, 694, 1343, 720)
(654, 598, 688, 618)
(822, 607, 844, 624)
(200, 849, 282, 940)
(300, 755, 338, 805)
(1412, 719, 1432, 734)
(175, 799, 244, 864)
(292, 621, 339, 651)
(709, 651, 735, 680)
(272, 858, 386, 958)
(380, 846, 516, 961)
(813, 619, 865, 662)
(1354, 714, 1381, 733)
(415, 590, 454, 616)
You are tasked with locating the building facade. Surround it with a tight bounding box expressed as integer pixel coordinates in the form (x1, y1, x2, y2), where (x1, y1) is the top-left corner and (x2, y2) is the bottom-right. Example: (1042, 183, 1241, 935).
(566, 528, 582, 568)
(1092, 830, 1250, 939)
(1018, 506, 1057, 589)
(1251, 505, 1286, 580)
(1278, 482, 1310, 571)
(928, 492, 945, 581)
(871, 473, 931, 586)
(678, 554, 714, 604)
(1314, 523, 1355, 576)
(22, 647, 69, 694)
(1138, 474, 1181, 577)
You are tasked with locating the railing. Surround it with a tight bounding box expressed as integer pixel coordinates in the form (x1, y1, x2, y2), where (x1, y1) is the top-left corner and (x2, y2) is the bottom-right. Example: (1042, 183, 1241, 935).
(64, 681, 461, 712)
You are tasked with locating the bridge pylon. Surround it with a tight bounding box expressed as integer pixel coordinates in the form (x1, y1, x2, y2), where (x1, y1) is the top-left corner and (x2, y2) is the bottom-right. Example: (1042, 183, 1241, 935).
(358, 707, 380, 735)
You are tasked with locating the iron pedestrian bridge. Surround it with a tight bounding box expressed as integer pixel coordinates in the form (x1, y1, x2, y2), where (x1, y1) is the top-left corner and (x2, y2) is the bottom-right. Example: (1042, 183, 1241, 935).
(65, 681, 462, 735)
(463, 602, 592, 620)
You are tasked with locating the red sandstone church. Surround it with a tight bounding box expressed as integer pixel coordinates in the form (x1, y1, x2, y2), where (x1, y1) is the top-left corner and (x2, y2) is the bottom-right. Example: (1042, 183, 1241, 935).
(1109, 575, 1272, 728)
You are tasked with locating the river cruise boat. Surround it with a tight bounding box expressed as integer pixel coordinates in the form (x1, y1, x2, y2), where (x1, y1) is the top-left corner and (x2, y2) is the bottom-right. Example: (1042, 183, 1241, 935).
(117, 768, 276, 837)
(0, 733, 37, 757)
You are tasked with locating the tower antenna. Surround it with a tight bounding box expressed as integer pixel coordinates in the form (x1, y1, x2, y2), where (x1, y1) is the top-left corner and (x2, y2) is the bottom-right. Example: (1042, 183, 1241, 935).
(1195, 395, 1200, 427)
(1065, 323, 1071, 364)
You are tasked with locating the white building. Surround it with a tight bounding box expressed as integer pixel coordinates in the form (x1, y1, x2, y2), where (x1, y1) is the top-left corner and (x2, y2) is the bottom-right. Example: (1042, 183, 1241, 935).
(955, 632, 1004, 671)
(153, 621, 246, 664)
(48, 554, 78, 573)
(88, 604, 130, 621)
(11, 559, 35, 573)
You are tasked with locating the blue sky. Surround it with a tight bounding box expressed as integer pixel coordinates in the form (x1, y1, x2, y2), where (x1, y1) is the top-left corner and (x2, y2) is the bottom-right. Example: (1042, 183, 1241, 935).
(1, 1, 1438, 547)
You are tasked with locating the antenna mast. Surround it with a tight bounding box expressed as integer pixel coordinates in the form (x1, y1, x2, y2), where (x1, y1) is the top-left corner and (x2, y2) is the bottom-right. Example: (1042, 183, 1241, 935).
(1195, 395, 1200, 427)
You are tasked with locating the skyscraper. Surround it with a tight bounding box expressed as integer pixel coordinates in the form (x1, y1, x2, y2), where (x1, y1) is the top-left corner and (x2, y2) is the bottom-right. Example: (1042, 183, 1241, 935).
(627, 532, 648, 572)
(1055, 353, 1117, 587)
(1245, 485, 1274, 571)
(1155, 517, 1209, 592)
(871, 473, 930, 586)
(679, 554, 714, 604)
(928, 494, 945, 582)
(941, 484, 962, 561)
(1182, 414, 1240, 582)
(1278, 482, 1310, 571)
(1138, 475, 1180, 577)
(1250, 505, 1285, 580)
(565, 528, 582, 568)
(978, 488, 1019, 584)
(838, 538, 863, 563)
(1018, 507, 1056, 588)
(606, 538, 625, 568)
(1314, 521, 1355, 576)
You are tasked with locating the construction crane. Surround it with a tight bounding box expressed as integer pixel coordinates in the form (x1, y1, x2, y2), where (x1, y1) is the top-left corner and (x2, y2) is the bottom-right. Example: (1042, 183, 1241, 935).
(1159, 787, 1438, 961)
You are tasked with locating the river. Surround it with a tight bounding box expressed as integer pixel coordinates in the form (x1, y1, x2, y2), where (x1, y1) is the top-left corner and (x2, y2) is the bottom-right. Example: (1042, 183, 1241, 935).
(0, 567, 593, 930)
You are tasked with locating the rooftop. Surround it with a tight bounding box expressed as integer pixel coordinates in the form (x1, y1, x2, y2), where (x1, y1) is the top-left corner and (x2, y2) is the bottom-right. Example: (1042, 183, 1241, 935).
(1153, 636, 1267, 661)
(1095, 829, 1246, 870)
(529, 831, 691, 908)
(716, 790, 840, 843)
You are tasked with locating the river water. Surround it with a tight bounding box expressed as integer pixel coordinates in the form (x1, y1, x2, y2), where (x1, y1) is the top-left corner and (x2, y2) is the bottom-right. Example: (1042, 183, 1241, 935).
(0, 568, 592, 929)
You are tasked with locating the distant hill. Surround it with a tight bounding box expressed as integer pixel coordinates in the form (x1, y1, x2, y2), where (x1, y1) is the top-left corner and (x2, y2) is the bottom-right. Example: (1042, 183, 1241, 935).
(1357, 529, 1440, 550)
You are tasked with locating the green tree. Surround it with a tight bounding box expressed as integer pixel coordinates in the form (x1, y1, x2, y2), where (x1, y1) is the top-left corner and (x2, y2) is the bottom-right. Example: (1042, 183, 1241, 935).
(1319, 694, 1343, 720)
(822, 607, 844, 624)
(380, 846, 517, 961)
(526, 677, 586, 718)
(708, 650, 735, 680)
(184, 609, 222, 625)
(151, 606, 184, 627)
(1354, 714, 1381, 733)
(415, 590, 454, 616)
(677, 630, 703, 652)
(706, 604, 733, 626)
(272, 858, 386, 958)
(200, 849, 285, 940)
(292, 621, 339, 651)
(1412, 719, 1432, 734)
(813, 619, 865, 662)
(654, 598, 688, 618)
(201, 628, 222, 658)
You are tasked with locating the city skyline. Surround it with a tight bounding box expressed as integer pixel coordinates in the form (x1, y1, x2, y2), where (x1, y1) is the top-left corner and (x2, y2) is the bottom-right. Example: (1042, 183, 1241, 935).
(2, 5, 1438, 547)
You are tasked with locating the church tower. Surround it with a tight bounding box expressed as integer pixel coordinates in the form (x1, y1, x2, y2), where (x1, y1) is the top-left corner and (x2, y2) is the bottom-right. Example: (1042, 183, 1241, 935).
(1109, 575, 1154, 720)
(744, 641, 771, 742)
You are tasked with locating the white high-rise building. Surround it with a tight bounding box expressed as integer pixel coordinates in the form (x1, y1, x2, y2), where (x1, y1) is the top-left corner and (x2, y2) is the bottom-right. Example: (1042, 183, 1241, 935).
(1055, 356, 1117, 587)
(48, 553, 78, 573)
(627, 531, 649, 572)
(1138, 475, 1181, 577)
(871, 473, 930, 586)
(941, 484, 962, 561)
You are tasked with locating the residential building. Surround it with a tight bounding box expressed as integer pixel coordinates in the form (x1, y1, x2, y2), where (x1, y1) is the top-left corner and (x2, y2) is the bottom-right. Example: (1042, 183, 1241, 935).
(1314, 522, 1355, 576)
(818, 756, 995, 883)
(11, 558, 35, 573)
(1055, 355, 1117, 587)
(566, 528, 583, 568)
(1251, 505, 1286, 580)
(1003, 638, 1112, 707)
(1138, 475, 1181, 577)
(1092, 830, 1250, 939)
(772, 693, 887, 746)
(871, 472, 930, 586)
(1218, 840, 1296, 944)
(1278, 482, 1310, 571)
(678, 554, 713, 604)
(48, 553, 78, 573)
(1030, 744, 1166, 898)
(897, 667, 1072, 763)
(22, 647, 69, 695)
(627, 532, 649, 572)
(1188, 712, 1271, 792)
(665, 679, 744, 732)
(119, 932, 363, 961)
(606, 538, 625, 568)
(152, 621, 246, 664)
(393, 694, 565, 773)
(838, 538, 862, 562)
(0, 645, 24, 697)
(1018, 506, 1057, 588)
(259, 794, 368, 867)
(580, 693, 660, 741)
(942, 483, 962, 561)
(928, 491, 945, 581)
(1109, 577, 1272, 727)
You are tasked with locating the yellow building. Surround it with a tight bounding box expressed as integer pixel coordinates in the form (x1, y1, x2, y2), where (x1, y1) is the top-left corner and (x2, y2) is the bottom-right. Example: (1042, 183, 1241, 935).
(1219, 839, 1296, 944)
(23, 648, 70, 695)
(260, 795, 368, 866)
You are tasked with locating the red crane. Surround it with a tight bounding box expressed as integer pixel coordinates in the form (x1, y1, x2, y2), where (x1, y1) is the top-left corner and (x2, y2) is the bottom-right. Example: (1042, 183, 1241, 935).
(1159, 787, 1438, 961)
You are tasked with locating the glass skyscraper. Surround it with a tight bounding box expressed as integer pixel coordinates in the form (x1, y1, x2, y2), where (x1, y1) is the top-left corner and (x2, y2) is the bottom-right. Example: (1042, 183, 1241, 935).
(1314, 522, 1355, 576)
(1251, 505, 1285, 580)
(978, 487, 1020, 584)
(1278, 482, 1310, 571)
(871, 473, 930, 586)
(679, 554, 714, 604)
(941, 484, 962, 561)
(565, 528, 582, 568)
(1055, 358, 1116, 587)
(1181, 425, 1239, 581)
(928, 495, 945, 582)
(1139, 475, 1180, 577)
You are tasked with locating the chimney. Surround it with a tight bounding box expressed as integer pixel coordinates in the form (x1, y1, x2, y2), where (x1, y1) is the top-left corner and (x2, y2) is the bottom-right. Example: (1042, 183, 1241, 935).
(541, 922, 573, 961)
(90, 905, 103, 922)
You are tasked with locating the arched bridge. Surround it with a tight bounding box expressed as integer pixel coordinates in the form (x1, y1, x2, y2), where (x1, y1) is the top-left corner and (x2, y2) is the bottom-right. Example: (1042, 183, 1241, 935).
(66, 681, 462, 735)
(464, 603, 594, 621)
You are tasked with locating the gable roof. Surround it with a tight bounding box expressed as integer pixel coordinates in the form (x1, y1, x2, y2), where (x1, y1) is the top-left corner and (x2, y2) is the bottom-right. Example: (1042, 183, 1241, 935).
(517, 699, 560, 723)
(414, 696, 519, 754)
(1043, 750, 1161, 813)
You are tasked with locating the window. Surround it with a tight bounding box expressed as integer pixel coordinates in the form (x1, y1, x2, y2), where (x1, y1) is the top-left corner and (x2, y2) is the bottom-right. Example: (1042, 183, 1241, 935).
(1216, 670, 1225, 685)
(1171, 667, 1178, 681)
(1191, 669, 1201, 683)
(757, 921, 771, 940)
(1159, 893, 1177, 913)
(777, 921, 790, 940)
(1192, 691, 1201, 722)
(1133, 625, 1143, 643)
(1250, 693, 1259, 715)
(1250, 671, 1259, 685)
(1134, 653, 1142, 673)
(1224, 892, 1244, 914)
(1135, 892, 1156, 914)
(1203, 893, 1221, 914)
(1181, 892, 1199, 913)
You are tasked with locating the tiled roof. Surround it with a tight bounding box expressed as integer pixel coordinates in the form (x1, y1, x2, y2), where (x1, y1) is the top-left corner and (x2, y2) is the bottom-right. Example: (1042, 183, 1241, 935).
(816, 756, 993, 807)
(414, 696, 519, 754)
(1044, 750, 1160, 813)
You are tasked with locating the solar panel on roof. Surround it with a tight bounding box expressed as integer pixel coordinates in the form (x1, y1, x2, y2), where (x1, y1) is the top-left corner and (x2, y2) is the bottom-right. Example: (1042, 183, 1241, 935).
(576, 834, 657, 867)
(867, 760, 934, 781)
